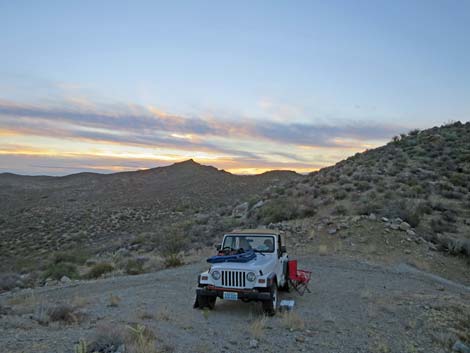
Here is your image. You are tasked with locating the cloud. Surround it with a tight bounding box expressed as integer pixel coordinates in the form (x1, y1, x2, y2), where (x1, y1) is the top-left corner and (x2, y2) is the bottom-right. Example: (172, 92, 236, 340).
(0, 98, 407, 175)
(0, 99, 403, 148)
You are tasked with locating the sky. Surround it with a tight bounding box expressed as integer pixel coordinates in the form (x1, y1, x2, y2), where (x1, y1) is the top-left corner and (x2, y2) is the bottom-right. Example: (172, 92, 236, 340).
(0, 0, 469, 175)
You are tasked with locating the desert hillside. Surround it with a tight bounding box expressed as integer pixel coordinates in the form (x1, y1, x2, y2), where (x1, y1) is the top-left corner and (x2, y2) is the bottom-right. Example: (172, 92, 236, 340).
(250, 122, 470, 259)
(0, 160, 300, 273)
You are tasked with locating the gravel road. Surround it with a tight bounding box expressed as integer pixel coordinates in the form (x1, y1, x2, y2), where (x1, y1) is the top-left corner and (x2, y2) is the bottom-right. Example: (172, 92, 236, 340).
(1, 255, 469, 353)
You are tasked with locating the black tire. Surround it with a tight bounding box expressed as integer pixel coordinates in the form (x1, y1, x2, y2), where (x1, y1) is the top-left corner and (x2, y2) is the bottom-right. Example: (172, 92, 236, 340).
(279, 259, 289, 292)
(194, 294, 216, 310)
(207, 296, 216, 309)
(262, 283, 278, 316)
(279, 279, 290, 292)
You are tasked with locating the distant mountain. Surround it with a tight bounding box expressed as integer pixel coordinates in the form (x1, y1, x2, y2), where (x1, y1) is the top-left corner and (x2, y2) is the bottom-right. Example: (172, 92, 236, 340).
(0, 159, 300, 209)
(0, 159, 300, 267)
(252, 121, 470, 257)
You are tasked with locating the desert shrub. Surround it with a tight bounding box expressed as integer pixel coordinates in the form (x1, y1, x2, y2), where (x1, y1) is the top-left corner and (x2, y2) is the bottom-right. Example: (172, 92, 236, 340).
(333, 204, 348, 216)
(124, 259, 145, 275)
(355, 181, 371, 192)
(333, 189, 348, 200)
(88, 323, 126, 353)
(382, 200, 422, 227)
(257, 198, 299, 224)
(430, 218, 457, 234)
(442, 210, 458, 223)
(445, 239, 470, 257)
(431, 201, 450, 212)
(275, 186, 285, 195)
(159, 225, 186, 268)
(51, 250, 89, 265)
(416, 201, 433, 215)
(297, 204, 316, 218)
(85, 263, 114, 279)
(376, 183, 386, 193)
(450, 173, 468, 188)
(164, 254, 184, 268)
(42, 262, 79, 281)
(356, 201, 381, 216)
(280, 311, 305, 331)
(442, 190, 464, 200)
(409, 185, 425, 198)
(0, 273, 21, 291)
(48, 304, 80, 324)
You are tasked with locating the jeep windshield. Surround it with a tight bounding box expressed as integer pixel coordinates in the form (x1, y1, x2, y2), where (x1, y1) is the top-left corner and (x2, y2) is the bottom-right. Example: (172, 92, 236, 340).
(222, 235, 275, 253)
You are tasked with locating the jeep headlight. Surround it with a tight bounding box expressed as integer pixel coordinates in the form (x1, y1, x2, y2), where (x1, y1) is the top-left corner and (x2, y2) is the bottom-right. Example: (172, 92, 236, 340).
(246, 272, 256, 282)
(211, 270, 221, 280)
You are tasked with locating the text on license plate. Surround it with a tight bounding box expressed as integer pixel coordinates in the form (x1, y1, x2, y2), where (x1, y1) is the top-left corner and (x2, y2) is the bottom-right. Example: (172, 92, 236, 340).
(223, 291, 238, 300)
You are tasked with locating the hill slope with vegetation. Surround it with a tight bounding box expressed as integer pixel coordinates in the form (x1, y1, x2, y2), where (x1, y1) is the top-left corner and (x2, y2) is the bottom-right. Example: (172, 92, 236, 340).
(0, 160, 300, 275)
(251, 122, 470, 258)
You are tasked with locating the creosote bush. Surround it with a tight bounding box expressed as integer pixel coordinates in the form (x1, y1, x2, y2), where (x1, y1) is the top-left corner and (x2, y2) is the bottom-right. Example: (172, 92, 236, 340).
(85, 263, 114, 279)
(125, 259, 145, 275)
(48, 304, 80, 324)
(51, 250, 89, 265)
(42, 262, 79, 281)
(256, 197, 300, 224)
(160, 224, 186, 268)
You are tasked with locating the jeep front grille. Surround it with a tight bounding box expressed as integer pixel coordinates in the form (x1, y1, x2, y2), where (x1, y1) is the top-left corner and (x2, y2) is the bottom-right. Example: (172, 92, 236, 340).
(221, 270, 246, 288)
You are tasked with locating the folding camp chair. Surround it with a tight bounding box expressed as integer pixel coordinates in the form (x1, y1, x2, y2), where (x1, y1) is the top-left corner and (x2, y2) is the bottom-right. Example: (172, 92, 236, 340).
(288, 260, 312, 295)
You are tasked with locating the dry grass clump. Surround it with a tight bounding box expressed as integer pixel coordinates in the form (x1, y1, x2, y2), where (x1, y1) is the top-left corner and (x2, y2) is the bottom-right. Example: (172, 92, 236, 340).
(163, 253, 184, 268)
(85, 262, 114, 279)
(280, 311, 305, 331)
(250, 315, 268, 339)
(71, 295, 89, 308)
(426, 302, 470, 349)
(138, 309, 154, 320)
(48, 304, 82, 324)
(108, 293, 122, 307)
(156, 306, 171, 321)
(318, 244, 329, 256)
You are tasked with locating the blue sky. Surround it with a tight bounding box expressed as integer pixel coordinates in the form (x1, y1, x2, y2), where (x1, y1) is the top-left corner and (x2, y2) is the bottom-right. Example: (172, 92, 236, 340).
(0, 0, 469, 174)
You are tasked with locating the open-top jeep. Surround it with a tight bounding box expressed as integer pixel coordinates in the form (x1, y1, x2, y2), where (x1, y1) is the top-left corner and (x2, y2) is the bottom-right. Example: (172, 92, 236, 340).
(194, 229, 288, 315)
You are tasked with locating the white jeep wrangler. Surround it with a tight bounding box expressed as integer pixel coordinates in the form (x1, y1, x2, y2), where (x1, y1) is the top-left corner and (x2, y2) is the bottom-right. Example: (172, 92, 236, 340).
(194, 229, 289, 315)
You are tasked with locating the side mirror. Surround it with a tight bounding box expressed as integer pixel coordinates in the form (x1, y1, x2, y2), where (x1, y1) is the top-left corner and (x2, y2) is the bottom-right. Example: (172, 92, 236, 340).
(281, 245, 287, 253)
(215, 244, 222, 251)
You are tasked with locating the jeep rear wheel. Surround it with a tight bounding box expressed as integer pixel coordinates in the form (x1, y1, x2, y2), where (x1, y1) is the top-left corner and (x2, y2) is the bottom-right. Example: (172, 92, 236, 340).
(262, 283, 278, 316)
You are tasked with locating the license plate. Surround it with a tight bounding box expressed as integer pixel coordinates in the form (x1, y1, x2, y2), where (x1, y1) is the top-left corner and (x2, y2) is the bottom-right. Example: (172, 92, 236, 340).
(223, 291, 238, 300)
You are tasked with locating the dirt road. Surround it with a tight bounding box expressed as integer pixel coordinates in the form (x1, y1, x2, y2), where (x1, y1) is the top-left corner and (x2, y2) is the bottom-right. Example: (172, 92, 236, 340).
(1, 255, 469, 353)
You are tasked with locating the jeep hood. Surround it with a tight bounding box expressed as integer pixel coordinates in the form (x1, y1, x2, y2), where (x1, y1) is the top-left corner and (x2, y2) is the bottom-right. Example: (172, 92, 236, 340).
(210, 254, 276, 272)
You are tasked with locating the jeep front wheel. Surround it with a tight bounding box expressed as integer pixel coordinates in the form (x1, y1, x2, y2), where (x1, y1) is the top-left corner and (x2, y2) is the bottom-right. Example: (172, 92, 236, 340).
(194, 294, 216, 310)
(262, 283, 278, 316)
